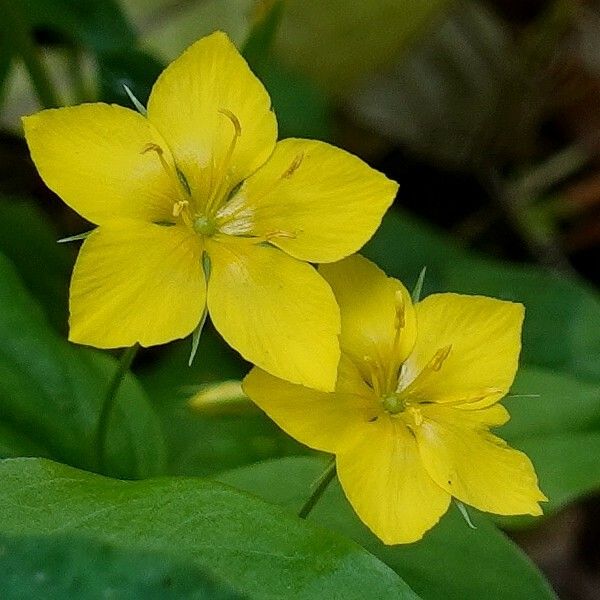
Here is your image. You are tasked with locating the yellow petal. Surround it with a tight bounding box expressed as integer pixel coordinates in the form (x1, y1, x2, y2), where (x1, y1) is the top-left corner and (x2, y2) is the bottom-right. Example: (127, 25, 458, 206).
(336, 415, 451, 544)
(402, 294, 524, 407)
(415, 404, 546, 516)
(206, 238, 340, 391)
(217, 139, 397, 262)
(243, 357, 377, 454)
(23, 104, 176, 225)
(147, 32, 277, 208)
(320, 255, 416, 393)
(69, 221, 205, 348)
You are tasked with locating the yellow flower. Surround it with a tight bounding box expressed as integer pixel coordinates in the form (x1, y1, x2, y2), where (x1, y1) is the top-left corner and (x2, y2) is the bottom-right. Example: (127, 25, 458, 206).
(22, 32, 397, 392)
(243, 255, 546, 544)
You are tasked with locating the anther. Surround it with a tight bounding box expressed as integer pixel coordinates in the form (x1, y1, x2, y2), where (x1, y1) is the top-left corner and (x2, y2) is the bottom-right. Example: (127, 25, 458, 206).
(205, 109, 243, 216)
(143, 143, 190, 200)
(394, 290, 405, 329)
(219, 109, 242, 138)
(281, 153, 304, 179)
(363, 355, 382, 397)
(172, 200, 189, 218)
(430, 344, 452, 372)
(265, 229, 297, 240)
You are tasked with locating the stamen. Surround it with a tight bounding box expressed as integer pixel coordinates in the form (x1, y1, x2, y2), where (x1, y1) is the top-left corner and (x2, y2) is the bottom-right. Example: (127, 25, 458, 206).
(385, 289, 407, 392)
(218, 108, 242, 138)
(172, 200, 189, 218)
(205, 109, 243, 216)
(430, 344, 452, 371)
(396, 344, 453, 401)
(265, 229, 297, 240)
(142, 143, 189, 202)
(394, 290, 405, 329)
(363, 355, 383, 397)
(280, 153, 304, 180)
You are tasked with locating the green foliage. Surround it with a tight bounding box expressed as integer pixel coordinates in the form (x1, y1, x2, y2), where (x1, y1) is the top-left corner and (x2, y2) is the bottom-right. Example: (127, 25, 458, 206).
(0, 246, 165, 479)
(275, 0, 454, 93)
(22, 0, 136, 52)
(217, 457, 556, 600)
(97, 49, 164, 106)
(0, 457, 419, 599)
(0, 199, 71, 330)
(0, 533, 242, 599)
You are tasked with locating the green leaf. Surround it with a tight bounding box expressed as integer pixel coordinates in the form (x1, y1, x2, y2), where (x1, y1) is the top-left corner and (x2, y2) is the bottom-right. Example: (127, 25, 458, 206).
(0, 458, 418, 599)
(242, 0, 285, 69)
(0, 423, 48, 460)
(502, 366, 600, 441)
(364, 210, 600, 381)
(255, 61, 332, 140)
(0, 197, 72, 331)
(0, 533, 242, 599)
(0, 33, 13, 111)
(217, 457, 556, 600)
(22, 0, 136, 53)
(276, 0, 453, 94)
(515, 432, 600, 516)
(139, 332, 306, 477)
(0, 252, 166, 479)
(97, 48, 164, 107)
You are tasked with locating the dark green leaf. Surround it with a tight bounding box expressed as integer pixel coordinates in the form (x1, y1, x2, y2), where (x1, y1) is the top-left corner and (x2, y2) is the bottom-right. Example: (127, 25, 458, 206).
(0, 533, 242, 599)
(217, 457, 556, 600)
(502, 367, 600, 441)
(139, 331, 306, 477)
(0, 458, 418, 599)
(0, 252, 165, 479)
(0, 33, 13, 111)
(97, 49, 164, 107)
(496, 432, 600, 530)
(276, 0, 452, 93)
(0, 197, 72, 331)
(258, 60, 332, 140)
(242, 0, 285, 70)
(23, 0, 136, 53)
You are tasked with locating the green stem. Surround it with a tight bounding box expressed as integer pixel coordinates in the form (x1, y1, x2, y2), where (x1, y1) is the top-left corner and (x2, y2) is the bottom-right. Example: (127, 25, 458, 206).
(96, 345, 139, 472)
(298, 457, 336, 519)
(0, 0, 60, 108)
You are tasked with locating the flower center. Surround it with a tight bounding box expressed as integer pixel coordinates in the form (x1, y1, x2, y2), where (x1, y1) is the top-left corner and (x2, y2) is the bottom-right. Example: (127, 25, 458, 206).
(193, 215, 217, 236)
(364, 342, 453, 416)
(381, 394, 406, 414)
(143, 109, 244, 238)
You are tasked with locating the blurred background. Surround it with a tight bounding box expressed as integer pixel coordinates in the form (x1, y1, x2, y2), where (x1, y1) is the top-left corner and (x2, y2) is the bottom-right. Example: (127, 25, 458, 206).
(1, 1, 599, 598)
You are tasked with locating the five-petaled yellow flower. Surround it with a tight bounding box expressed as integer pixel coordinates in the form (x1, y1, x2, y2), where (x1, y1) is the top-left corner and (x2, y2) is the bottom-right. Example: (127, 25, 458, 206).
(244, 255, 546, 544)
(22, 32, 397, 392)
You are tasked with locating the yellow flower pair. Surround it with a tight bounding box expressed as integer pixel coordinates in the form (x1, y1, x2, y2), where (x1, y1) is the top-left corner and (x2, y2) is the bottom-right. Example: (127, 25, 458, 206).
(23, 32, 545, 544)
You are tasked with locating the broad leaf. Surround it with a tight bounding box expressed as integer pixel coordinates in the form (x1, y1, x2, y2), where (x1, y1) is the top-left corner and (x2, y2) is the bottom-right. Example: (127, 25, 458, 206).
(23, 0, 136, 53)
(139, 332, 305, 477)
(503, 367, 600, 440)
(0, 198, 71, 330)
(0, 533, 241, 599)
(0, 252, 165, 479)
(217, 457, 556, 600)
(0, 458, 419, 599)
(275, 0, 453, 93)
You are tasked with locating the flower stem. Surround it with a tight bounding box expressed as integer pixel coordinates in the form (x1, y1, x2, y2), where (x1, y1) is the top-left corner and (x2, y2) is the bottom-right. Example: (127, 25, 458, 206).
(0, 0, 60, 108)
(96, 345, 139, 472)
(298, 457, 336, 519)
